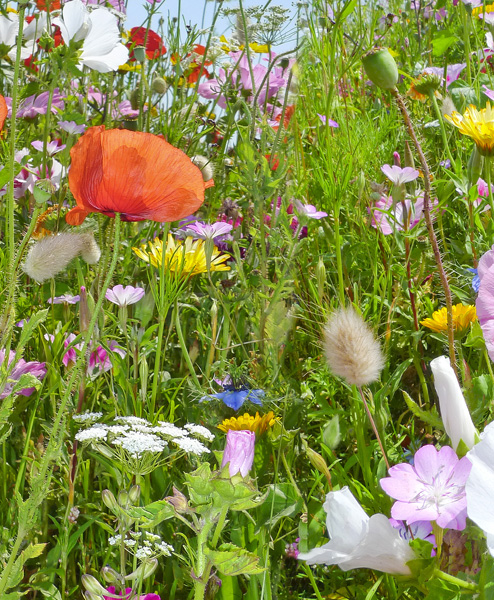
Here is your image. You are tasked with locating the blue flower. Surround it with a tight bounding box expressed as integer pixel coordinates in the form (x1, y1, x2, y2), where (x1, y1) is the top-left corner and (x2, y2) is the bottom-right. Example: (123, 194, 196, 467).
(201, 379, 265, 410)
(467, 267, 480, 293)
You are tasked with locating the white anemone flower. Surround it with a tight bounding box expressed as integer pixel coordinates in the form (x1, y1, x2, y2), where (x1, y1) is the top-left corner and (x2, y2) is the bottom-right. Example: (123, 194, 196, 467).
(0, 13, 31, 61)
(53, 0, 129, 73)
(298, 487, 415, 575)
(430, 356, 477, 453)
(466, 422, 494, 555)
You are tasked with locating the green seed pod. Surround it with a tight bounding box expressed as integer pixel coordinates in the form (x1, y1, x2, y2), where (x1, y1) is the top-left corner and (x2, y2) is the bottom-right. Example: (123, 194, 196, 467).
(362, 48, 399, 91)
(101, 489, 118, 512)
(152, 76, 168, 95)
(133, 46, 147, 63)
(129, 485, 141, 504)
(81, 575, 107, 597)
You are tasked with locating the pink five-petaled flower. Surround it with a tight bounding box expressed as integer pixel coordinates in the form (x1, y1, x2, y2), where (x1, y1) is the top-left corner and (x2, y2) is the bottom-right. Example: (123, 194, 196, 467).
(47, 293, 80, 304)
(104, 587, 160, 600)
(105, 285, 145, 307)
(221, 429, 255, 477)
(293, 199, 328, 219)
(381, 164, 420, 186)
(0, 349, 46, 399)
(476, 245, 494, 361)
(380, 445, 471, 530)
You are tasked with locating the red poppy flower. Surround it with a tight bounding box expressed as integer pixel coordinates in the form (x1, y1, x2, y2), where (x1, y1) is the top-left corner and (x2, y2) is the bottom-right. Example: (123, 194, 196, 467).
(36, 0, 61, 10)
(127, 27, 166, 61)
(66, 126, 211, 226)
(0, 95, 7, 132)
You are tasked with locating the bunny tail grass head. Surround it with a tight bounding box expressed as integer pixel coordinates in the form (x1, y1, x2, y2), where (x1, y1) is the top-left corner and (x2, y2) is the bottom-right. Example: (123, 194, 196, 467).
(323, 307, 385, 387)
(23, 233, 100, 283)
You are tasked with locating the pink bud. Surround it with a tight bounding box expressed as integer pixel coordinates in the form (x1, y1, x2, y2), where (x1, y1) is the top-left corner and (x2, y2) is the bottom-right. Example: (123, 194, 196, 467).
(221, 430, 255, 477)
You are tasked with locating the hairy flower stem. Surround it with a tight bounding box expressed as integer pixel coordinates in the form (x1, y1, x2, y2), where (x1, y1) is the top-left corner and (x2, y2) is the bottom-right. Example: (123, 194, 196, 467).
(392, 90, 457, 374)
(0, 216, 122, 597)
(357, 386, 390, 470)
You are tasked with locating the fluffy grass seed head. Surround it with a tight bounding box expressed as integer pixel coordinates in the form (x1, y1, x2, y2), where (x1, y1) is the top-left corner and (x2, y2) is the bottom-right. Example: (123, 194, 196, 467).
(323, 307, 385, 387)
(445, 103, 494, 156)
(23, 232, 100, 283)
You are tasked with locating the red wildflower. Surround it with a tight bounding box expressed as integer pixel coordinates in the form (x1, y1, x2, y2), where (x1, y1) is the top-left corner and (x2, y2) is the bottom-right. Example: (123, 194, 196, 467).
(127, 27, 166, 60)
(0, 95, 7, 132)
(66, 126, 211, 226)
(36, 0, 61, 10)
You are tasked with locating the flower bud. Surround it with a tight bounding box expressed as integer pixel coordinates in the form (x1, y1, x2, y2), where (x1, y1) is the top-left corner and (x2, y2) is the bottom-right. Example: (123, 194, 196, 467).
(101, 566, 121, 584)
(165, 486, 189, 513)
(152, 76, 168, 95)
(430, 356, 477, 454)
(305, 444, 332, 487)
(404, 141, 415, 170)
(101, 489, 118, 512)
(221, 430, 255, 478)
(191, 155, 214, 182)
(118, 489, 129, 508)
(362, 48, 398, 91)
(316, 257, 326, 303)
(467, 146, 483, 188)
(128, 484, 141, 504)
(81, 575, 107, 596)
(124, 558, 158, 580)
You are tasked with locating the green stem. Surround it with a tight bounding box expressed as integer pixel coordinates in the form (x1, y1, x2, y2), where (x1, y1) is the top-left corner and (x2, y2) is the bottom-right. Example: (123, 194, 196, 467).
(433, 568, 477, 591)
(429, 92, 455, 169)
(301, 564, 324, 600)
(486, 157, 494, 216)
(175, 301, 201, 388)
(0, 215, 122, 596)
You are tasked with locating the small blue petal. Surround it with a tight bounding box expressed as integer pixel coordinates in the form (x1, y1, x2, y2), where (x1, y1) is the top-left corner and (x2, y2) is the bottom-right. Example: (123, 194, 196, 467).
(215, 390, 250, 410)
(248, 389, 265, 405)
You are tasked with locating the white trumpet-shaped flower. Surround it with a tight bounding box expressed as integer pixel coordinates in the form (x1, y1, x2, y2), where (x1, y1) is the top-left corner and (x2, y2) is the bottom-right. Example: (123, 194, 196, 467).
(297, 487, 415, 575)
(430, 356, 477, 453)
(466, 422, 494, 555)
(0, 13, 31, 61)
(53, 0, 129, 73)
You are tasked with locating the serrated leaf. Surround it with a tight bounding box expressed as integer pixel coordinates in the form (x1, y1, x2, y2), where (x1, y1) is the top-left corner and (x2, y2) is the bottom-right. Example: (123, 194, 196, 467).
(403, 391, 443, 429)
(204, 543, 265, 576)
(126, 500, 174, 528)
(6, 543, 46, 590)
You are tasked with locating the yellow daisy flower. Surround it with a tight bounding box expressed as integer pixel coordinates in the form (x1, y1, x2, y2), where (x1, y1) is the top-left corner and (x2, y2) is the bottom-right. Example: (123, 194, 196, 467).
(133, 234, 230, 276)
(472, 4, 494, 18)
(420, 303, 477, 337)
(445, 103, 494, 156)
(218, 411, 276, 436)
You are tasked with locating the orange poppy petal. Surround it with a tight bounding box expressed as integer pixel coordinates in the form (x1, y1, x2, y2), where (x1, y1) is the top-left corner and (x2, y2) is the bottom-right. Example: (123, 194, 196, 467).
(66, 207, 92, 226)
(0, 95, 7, 131)
(67, 126, 206, 225)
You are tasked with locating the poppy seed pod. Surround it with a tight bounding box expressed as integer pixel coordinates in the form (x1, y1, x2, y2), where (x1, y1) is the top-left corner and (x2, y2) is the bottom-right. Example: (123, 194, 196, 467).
(362, 48, 399, 91)
(152, 76, 168, 95)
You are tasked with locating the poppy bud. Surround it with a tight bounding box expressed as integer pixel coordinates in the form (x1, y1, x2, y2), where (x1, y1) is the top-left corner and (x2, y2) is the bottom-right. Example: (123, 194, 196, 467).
(130, 88, 140, 111)
(152, 76, 168, 95)
(362, 48, 398, 91)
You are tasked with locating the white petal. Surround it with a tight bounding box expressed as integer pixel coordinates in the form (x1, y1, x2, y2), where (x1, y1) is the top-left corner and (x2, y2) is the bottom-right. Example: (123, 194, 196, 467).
(84, 8, 122, 58)
(82, 44, 129, 73)
(466, 426, 494, 535)
(0, 14, 18, 47)
(323, 487, 368, 552)
(54, 0, 87, 44)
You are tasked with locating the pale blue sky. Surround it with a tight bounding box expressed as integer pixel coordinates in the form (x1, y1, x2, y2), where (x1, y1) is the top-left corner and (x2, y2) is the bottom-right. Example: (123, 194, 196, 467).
(126, 0, 297, 49)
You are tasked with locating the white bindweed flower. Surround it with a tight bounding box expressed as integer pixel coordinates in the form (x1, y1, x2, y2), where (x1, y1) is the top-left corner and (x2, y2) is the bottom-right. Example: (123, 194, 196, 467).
(466, 422, 494, 555)
(298, 487, 415, 575)
(53, 0, 129, 73)
(430, 356, 477, 453)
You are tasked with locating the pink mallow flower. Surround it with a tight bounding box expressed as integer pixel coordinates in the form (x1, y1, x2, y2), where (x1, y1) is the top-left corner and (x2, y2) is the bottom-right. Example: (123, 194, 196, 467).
(370, 193, 433, 235)
(381, 164, 419, 186)
(0, 349, 46, 399)
(476, 245, 494, 360)
(221, 429, 255, 477)
(31, 140, 66, 156)
(292, 199, 328, 219)
(423, 64, 466, 87)
(380, 445, 471, 530)
(105, 285, 145, 307)
(47, 294, 80, 305)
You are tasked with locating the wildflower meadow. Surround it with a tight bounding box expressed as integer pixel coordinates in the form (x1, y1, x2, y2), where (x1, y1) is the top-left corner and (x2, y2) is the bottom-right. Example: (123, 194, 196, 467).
(6, 0, 494, 598)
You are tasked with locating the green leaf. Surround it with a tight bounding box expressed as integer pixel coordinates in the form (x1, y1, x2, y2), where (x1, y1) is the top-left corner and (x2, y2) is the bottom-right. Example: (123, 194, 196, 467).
(6, 543, 46, 590)
(432, 30, 457, 57)
(255, 483, 303, 532)
(403, 391, 443, 429)
(338, 0, 358, 23)
(322, 415, 341, 450)
(126, 500, 175, 528)
(0, 167, 14, 191)
(204, 543, 265, 576)
(480, 555, 494, 599)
